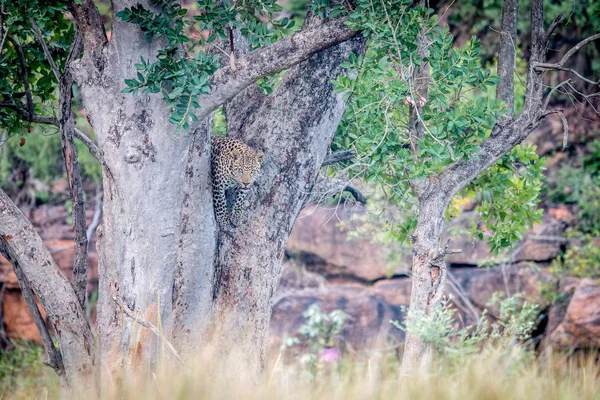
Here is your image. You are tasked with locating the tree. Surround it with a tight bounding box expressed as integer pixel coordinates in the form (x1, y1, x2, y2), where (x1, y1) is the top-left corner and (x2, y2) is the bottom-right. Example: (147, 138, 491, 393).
(0, 0, 365, 386)
(331, 0, 599, 376)
(1, 0, 598, 388)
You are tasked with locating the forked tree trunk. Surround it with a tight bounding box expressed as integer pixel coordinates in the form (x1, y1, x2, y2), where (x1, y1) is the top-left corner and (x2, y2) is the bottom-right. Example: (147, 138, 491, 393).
(66, 0, 364, 377)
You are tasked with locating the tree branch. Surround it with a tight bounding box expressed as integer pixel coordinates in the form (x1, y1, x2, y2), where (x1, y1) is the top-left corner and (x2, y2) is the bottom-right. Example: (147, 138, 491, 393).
(112, 295, 183, 366)
(322, 150, 356, 166)
(67, 1, 108, 63)
(6, 35, 34, 121)
(58, 34, 89, 311)
(29, 17, 60, 82)
(0, 188, 95, 384)
(544, 13, 564, 45)
(306, 175, 367, 206)
(0, 102, 102, 162)
(543, 78, 571, 110)
(194, 17, 357, 122)
(495, 0, 518, 119)
(0, 239, 65, 378)
(558, 33, 600, 66)
(542, 109, 569, 150)
(433, 0, 547, 201)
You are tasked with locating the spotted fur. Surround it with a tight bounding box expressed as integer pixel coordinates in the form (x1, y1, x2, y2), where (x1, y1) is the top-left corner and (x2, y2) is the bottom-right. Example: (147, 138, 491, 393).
(211, 136, 264, 228)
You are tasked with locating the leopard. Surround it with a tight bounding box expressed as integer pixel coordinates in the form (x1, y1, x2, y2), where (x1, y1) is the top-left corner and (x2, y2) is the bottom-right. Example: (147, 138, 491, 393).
(211, 135, 264, 229)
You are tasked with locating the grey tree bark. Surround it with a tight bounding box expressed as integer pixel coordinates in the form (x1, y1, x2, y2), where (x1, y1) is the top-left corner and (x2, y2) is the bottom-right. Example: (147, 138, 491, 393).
(50, 0, 362, 380)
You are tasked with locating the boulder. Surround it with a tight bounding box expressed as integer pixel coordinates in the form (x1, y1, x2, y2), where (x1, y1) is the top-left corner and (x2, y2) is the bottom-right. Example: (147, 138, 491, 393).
(546, 278, 600, 349)
(271, 280, 411, 349)
(287, 206, 410, 282)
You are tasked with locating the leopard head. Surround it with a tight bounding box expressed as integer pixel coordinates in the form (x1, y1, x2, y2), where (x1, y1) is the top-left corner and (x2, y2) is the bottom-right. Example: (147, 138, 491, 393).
(230, 147, 264, 189)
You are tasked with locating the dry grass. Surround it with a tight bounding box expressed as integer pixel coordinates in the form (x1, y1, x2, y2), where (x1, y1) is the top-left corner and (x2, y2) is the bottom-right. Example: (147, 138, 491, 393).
(4, 345, 598, 400)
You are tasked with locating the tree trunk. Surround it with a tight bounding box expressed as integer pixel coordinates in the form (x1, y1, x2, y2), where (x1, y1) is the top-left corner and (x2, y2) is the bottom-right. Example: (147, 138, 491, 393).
(400, 186, 450, 376)
(69, 1, 364, 376)
(212, 36, 365, 371)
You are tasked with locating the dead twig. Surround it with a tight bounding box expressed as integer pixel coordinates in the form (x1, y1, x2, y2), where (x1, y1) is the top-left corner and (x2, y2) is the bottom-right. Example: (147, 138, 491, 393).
(113, 296, 184, 366)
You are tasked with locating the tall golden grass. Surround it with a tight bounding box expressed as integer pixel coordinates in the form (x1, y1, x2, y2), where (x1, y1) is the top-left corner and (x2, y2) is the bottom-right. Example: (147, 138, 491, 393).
(4, 344, 598, 400)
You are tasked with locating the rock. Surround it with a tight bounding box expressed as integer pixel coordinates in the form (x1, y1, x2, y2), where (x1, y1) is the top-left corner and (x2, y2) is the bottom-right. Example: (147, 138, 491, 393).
(287, 206, 411, 282)
(547, 278, 600, 349)
(270, 264, 553, 349)
(271, 280, 412, 349)
(1, 289, 45, 344)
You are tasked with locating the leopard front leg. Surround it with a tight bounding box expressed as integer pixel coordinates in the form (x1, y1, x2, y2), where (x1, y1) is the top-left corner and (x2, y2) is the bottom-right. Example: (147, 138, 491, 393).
(212, 178, 230, 228)
(230, 187, 249, 226)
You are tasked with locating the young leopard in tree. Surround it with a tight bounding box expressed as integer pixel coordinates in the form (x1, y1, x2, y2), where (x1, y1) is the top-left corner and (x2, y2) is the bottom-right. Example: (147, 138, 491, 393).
(211, 136, 264, 229)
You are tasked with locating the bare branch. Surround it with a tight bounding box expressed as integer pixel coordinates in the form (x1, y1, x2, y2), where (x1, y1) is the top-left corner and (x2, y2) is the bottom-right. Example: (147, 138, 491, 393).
(0, 27, 8, 56)
(0, 239, 65, 377)
(544, 13, 564, 45)
(543, 78, 571, 110)
(86, 187, 103, 245)
(0, 188, 95, 384)
(322, 150, 356, 166)
(542, 109, 569, 150)
(306, 175, 367, 206)
(495, 0, 518, 118)
(193, 17, 357, 122)
(534, 62, 600, 86)
(59, 38, 89, 310)
(113, 296, 184, 366)
(6, 36, 34, 121)
(29, 17, 60, 82)
(0, 101, 102, 161)
(558, 33, 600, 66)
(74, 127, 102, 161)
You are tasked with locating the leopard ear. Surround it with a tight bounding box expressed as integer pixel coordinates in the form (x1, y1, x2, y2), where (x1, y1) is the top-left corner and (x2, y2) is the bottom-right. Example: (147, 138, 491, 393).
(231, 148, 241, 161)
(256, 152, 264, 163)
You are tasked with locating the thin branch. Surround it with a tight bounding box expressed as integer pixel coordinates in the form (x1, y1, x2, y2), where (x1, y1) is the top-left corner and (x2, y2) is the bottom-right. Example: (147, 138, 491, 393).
(542, 109, 569, 150)
(74, 127, 102, 161)
(544, 13, 564, 45)
(29, 17, 60, 81)
(446, 271, 480, 323)
(306, 175, 367, 207)
(534, 62, 600, 86)
(0, 238, 65, 377)
(322, 150, 356, 166)
(558, 33, 600, 66)
(58, 29, 89, 310)
(112, 296, 184, 366)
(6, 36, 34, 121)
(543, 78, 571, 110)
(0, 102, 102, 161)
(0, 27, 8, 56)
(86, 187, 103, 245)
(193, 17, 357, 123)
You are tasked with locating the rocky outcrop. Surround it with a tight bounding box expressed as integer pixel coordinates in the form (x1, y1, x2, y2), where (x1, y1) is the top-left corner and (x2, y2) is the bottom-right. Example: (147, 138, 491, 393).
(546, 278, 600, 349)
(2, 202, 599, 353)
(287, 206, 411, 282)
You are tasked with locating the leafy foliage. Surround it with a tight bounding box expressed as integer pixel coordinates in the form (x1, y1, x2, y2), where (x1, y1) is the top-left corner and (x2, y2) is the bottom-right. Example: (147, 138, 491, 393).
(282, 303, 348, 374)
(0, 340, 59, 397)
(393, 293, 540, 366)
(544, 139, 600, 236)
(466, 145, 544, 253)
(332, 0, 540, 252)
(0, 0, 74, 134)
(117, 0, 297, 131)
(550, 235, 600, 278)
